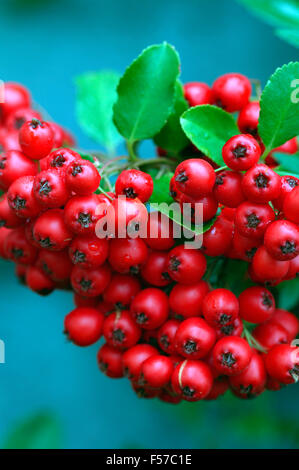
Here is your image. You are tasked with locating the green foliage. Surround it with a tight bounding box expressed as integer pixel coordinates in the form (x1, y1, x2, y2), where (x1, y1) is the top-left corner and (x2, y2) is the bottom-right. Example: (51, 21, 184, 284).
(3, 412, 62, 449)
(259, 62, 299, 156)
(180, 105, 239, 165)
(75, 71, 122, 153)
(149, 172, 173, 205)
(154, 81, 189, 154)
(274, 152, 299, 176)
(237, 0, 299, 48)
(113, 43, 180, 143)
(278, 278, 299, 311)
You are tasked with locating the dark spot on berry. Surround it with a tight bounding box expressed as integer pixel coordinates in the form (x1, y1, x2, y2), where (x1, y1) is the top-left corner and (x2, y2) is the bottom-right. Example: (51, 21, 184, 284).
(79, 278, 92, 292)
(0, 158, 6, 169)
(12, 196, 26, 210)
(71, 165, 83, 177)
(182, 386, 195, 398)
(246, 247, 258, 259)
(280, 240, 296, 255)
(72, 250, 86, 264)
(245, 127, 258, 138)
(14, 118, 26, 129)
(39, 180, 52, 196)
(51, 155, 66, 167)
(123, 366, 131, 378)
(184, 340, 197, 354)
(0, 220, 5, 228)
(129, 265, 140, 275)
(219, 314, 231, 325)
(98, 361, 108, 373)
(162, 271, 171, 281)
(232, 145, 247, 159)
(30, 118, 42, 129)
(37, 288, 53, 296)
(169, 256, 180, 272)
(246, 213, 260, 229)
(255, 173, 269, 189)
(220, 324, 234, 336)
(115, 302, 126, 310)
(221, 352, 236, 368)
(286, 177, 298, 189)
(175, 171, 188, 183)
(78, 212, 91, 228)
(160, 334, 170, 349)
(41, 262, 52, 276)
(262, 293, 273, 308)
(216, 175, 224, 185)
(112, 328, 125, 344)
(215, 98, 225, 109)
(39, 237, 54, 248)
(124, 187, 137, 198)
(11, 247, 24, 259)
(239, 384, 253, 395)
(170, 189, 177, 199)
(136, 312, 148, 325)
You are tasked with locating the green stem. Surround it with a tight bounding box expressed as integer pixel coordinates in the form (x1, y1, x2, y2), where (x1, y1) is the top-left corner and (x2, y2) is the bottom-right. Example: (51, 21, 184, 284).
(134, 158, 176, 169)
(127, 140, 138, 162)
(96, 185, 114, 201)
(215, 165, 229, 173)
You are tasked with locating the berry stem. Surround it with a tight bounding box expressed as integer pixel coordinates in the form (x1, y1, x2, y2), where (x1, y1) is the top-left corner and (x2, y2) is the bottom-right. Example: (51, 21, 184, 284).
(215, 165, 229, 173)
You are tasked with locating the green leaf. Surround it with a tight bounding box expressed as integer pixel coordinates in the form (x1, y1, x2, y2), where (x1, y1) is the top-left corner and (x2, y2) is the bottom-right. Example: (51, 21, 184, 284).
(75, 71, 122, 152)
(180, 105, 239, 165)
(274, 152, 299, 173)
(113, 43, 180, 142)
(278, 278, 299, 310)
(276, 28, 299, 48)
(237, 0, 299, 29)
(3, 412, 62, 449)
(259, 62, 299, 155)
(149, 172, 173, 205)
(153, 81, 189, 154)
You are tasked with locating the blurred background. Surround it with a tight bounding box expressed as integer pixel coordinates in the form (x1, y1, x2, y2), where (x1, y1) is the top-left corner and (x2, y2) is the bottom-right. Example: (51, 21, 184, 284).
(0, 0, 298, 449)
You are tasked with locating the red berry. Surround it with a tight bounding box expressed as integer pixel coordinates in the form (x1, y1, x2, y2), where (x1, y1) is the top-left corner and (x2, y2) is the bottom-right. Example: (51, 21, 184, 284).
(157, 319, 180, 355)
(64, 307, 104, 346)
(253, 321, 289, 351)
(229, 351, 266, 398)
(202, 217, 233, 257)
(239, 286, 275, 324)
(232, 230, 262, 262)
(166, 245, 207, 284)
(202, 288, 239, 327)
(7, 175, 41, 219)
(25, 265, 55, 296)
(108, 238, 148, 274)
(174, 317, 216, 359)
(273, 175, 299, 211)
(180, 192, 219, 223)
(4, 227, 37, 264)
(74, 293, 99, 309)
(205, 377, 229, 400)
(141, 251, 171, 287)
(174, 159, 216, 198)
(212, 336, 252, 376)
(115, 169, 153, 203)
(45, 148, 81, 173)
(222, 134, 261, 171)
(145, 212, 175, 251)
(283, 186, 299, 224)
(103, 273, 141, 309)
(122, 344, 158, 380)
(66, 159, 101, 195)
(171, 360, 213, 401)
(213, 170, 245, 208)
(71, 264, 111, 297)
(212, 73, 251, 112)
(33, 169, 69, 208)
(183, 82, 214, 106)
(0, 227, 11, 258)
(103, 310, 141, 349)
(0, 150, 37, 191)
(33, 209, 73, 251)
(106, 196, 148, 238)
(265, 344, 299, 384)
(0, 194, 23, 228)
(215, 317, 243, 340)
(0, 83, 31, 118)
(273, 137, 298, 155)
(5, 108, 41, 132)
(252, 245, 290, 282)
(272, 309, 299, 341)
(97, 343, 124, 378)
(69, 235, 109, 269)
(141, 355, 173, 388)
(242, 164, 281, 203)
(237, 101, 260, 136)
(19, 119, 54, 160)
(235, 201, 275, 239)
(130, 287, 169, 330)
(64, 194, 104, 235)
(264, 220, 299, 261)
(169, 281, 210, 319)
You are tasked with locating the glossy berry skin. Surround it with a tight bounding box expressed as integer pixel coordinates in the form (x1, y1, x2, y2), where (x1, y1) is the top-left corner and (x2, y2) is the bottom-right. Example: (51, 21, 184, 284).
(252, 245, 290, 282)
(283, 186, 299, 224)
(97, 343, 123, 378)
(157, 319, 180, 355)
(166, 245, 207, 285)
(115, 169, 153, 203)
(0, 150, 37, 191)
(202, 217, 233, 257)
(33, 169, 69, 208)
(107, 197, 148, 238)
(180, 192, 219, 223)
(264, 220, 299, 261)
(171, 360, 213, 401)
(174, 317, 216, 359)
(108, 238, 148, 275)
(272, 309, 299, 341)
(169, 281, 210, 319)
(237, 101, 260, 136)
(205, 377, 229, 400)
(215, 317, 243, 340)
(239, 286, 275, 324)
(103, 273, 140, 310)
(265, 344, 299, 384)
(5, 107, 41, 132)
(140, 355, 173, 388)
(213, 170, 244, 208)
(4, 227, 37, 264)
(183, 82, 214, 106)
(69, 235, 109, 269)
(229, 352, 266, 398)
(64, 194, 103, 235)
(44, 148, 81, 173)
(273, 137, 298, 155)
(235, 201, 275, 239)
(212, 73, 251, 112)
(33, 209, 73, 251)
(174, 159, 216, 199)
(285, 255, 299, 280)
(212, 336, 252, 376)
(65, 159, 101, 196)
(202, 288, 239, 327)
(122, 344, 158, 380)
(64, 307, 104, 347)
(222, 134, 261, 171)
(70, 264, 111, 297)
(253, 322, 289, 351)
(232, 231, 262, 262)
(25, 265, 55, 296)
(103, 310, 141, 349)
(19, 119, 54, 160)
(0, 194, 23, 228)
(0, 83, 30, 119)
(273, 175, 299, 211)
(36, 249, 72, 282)
(145, 212, 175, 251)
(130, 288, 169, 330)
(7, 176, 41, 219)
(242, 164, 281, 203)
(141, 251, 171, 287)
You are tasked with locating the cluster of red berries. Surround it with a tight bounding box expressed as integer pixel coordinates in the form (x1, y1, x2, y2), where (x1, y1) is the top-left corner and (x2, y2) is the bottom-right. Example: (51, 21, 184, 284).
(0, 79, 298, 404)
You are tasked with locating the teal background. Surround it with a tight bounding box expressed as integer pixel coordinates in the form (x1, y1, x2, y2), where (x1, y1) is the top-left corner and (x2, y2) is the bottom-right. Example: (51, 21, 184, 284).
(0, 0, 298, 449)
